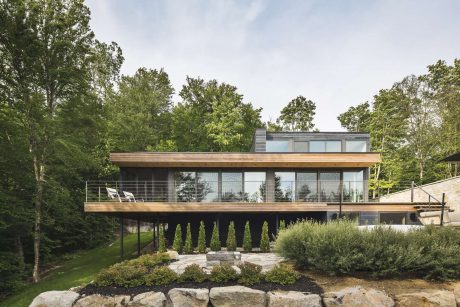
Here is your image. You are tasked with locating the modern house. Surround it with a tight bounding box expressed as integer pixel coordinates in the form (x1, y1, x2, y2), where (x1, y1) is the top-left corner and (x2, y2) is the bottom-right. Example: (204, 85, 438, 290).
(84, 128, 426, 252)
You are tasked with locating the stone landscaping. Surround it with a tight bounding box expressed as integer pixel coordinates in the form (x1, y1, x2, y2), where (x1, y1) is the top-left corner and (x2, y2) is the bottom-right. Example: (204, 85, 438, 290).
(30, 285, 460, 306)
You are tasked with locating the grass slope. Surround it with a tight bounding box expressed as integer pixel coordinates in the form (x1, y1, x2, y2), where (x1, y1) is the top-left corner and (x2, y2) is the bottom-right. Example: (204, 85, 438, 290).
(1, 232, 152, 307)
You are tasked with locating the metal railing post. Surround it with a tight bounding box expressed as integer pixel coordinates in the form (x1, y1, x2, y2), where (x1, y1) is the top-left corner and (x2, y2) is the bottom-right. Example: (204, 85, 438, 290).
(410, 181, 414, 202)
(440, 193, 446, 226)
(98, 186, 101, 202)
(85, 181, 88, 202)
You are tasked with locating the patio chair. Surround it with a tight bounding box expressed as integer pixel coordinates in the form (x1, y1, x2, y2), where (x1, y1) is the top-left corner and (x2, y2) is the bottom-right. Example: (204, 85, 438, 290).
(123, 191, 144, 202)
(106, 187, 123, 202)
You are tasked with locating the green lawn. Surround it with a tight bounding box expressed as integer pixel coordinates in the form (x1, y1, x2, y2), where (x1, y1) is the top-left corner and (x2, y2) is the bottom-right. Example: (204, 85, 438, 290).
(1, 232, 153, 307)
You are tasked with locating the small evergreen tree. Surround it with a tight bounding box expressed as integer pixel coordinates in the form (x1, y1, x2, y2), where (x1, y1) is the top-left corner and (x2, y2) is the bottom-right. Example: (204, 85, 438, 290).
(243, 221, 252, 252)
(226, 221, 237, 251)
(172, 224, 183, 254)
(158, 225, 166, 253)
(197, 220, 206, 253)
(184, 223, 193, 254)
(260, 221, 270, 252)
(279, 220, 286, 231)
(210, 222, 221, 251)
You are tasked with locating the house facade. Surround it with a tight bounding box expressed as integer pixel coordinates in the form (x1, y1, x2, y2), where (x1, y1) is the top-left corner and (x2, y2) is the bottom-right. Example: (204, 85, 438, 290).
(85, 128, 421, 248)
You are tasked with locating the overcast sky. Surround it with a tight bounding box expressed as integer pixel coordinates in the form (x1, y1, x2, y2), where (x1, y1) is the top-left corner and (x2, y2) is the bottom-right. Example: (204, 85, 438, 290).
(86, 0, 460, 131)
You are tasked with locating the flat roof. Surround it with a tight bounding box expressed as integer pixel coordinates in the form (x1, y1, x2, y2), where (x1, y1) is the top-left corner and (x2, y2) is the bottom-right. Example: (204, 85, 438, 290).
(110, 152, 381, 168)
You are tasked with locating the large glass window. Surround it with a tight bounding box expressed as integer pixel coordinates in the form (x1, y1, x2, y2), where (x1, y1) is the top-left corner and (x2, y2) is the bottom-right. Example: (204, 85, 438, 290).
(244, 172, 266, 202)
(196, 172, 219, 202)
(175, 172, 196, 202)
(296, 172, 318, 202)
(294, 141, 308, 152)
(345, 141, 367, 152)
(274, 172, 295, 202)
(319, 172, 340, 202)
(222, 172, 243, 202)
(343, 171, 364, 202)
(309, 141, 342, 152)
(266, 140, 289, 152)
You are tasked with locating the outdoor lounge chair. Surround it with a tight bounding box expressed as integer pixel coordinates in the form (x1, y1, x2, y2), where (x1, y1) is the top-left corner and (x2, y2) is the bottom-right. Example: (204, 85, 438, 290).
(106, 187, 123, 202)
(123, 191, 144, 202)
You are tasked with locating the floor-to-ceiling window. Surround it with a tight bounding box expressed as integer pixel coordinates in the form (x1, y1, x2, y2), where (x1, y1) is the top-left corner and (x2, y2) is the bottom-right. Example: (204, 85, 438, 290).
(196, 172, 219, 202)
(221, 172, 243, 202)
(319, 172, 341, 202)
(274, 172, 295, 202)
(175, 171, 196, 201)
(343, 171, 364, 202)
(296, 172, 318, 202)
(244, 172, 266, 202)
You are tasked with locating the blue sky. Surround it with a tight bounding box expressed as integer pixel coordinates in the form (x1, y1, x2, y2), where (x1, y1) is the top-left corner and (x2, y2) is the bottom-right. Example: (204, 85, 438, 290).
(86, 0, 460, 130)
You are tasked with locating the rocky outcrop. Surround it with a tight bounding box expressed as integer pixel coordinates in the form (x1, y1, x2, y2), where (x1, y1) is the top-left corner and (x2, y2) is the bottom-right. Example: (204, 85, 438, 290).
(209, 286, 266, 307)
(267, 291, 322, 307)
(453, 286, 460, 307)
(29, 290, 79, 307)
(128, 291, 166, 307)
(167, 288, 209, 307)
(322, 286, 394, 307)
(395, 290, 456, 307)
(74, 294, 130, 307)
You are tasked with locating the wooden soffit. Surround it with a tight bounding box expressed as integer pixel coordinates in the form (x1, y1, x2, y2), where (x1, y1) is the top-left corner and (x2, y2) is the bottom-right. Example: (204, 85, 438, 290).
(110, 152, 381, 168)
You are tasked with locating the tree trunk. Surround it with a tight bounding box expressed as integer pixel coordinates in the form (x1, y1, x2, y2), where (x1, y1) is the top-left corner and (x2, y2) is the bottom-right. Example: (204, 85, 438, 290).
(16, 235, 25, 268)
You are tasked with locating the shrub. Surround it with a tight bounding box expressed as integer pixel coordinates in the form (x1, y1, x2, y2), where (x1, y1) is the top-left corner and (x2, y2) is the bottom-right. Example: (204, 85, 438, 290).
(210, 264, 238, 282)
(129, 253, 170, 268)
(158, 225, 166, 253)
(226, 221, 237, 251)
(275, 220, 460, 280)
(172, 224, 183, 254)
(243, 221, 252, 252)
(95, 262, 147, 287)
(237, 262, 262, 286)
(144, 266, 178, 286)
(260, 221, 270, 252)
(279, 220, 286, 231)
(184, 223, 193, 254)
(197, 220, 206, 253)
(210, 222, 221, 251)
(265, 265, 300, 285)
(179, 264, 207, 283)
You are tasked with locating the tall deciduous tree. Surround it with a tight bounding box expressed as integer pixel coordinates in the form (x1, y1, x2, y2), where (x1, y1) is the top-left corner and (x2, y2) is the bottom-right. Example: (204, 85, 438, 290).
(277, 96, 316, 131)
(337, 102, 371, 132)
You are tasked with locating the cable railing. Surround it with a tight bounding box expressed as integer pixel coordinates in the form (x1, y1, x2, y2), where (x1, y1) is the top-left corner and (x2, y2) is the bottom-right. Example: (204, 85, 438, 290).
(85, 180, 367, 203)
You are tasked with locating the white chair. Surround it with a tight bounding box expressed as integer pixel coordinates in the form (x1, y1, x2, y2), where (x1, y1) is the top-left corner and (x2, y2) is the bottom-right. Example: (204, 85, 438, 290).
(123, 191, 136, 202)
(106, 187, 122, 202)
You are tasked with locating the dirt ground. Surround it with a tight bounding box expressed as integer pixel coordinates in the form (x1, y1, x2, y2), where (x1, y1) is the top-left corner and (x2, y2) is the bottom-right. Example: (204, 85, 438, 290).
(303, 270, 460, 297)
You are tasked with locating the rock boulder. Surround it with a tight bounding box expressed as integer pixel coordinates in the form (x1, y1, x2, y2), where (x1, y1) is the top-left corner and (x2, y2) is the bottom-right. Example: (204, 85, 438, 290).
(128, 291, 166, 307)
(30, 290, 79, 307)
(395, 290, 456, 307)
(209, 286, 266, 307)
(167, 288, 209, 307)
(267, 291, 322, 307)
(322, 286, 394, 307)
(74, 294, 130, 307)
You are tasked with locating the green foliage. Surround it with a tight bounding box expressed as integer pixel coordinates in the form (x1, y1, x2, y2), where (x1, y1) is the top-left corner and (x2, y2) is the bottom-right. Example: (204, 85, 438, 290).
(337, 102, 371, 132)
(275, 220, 460, 280)
(210, 222, 221, 252)
(226, 221, 237, 251)
(184, 223, 193, 254)
(277, 96, 316, 131)
(279, 220, 286, 232)
(128, 253, 170, 269)
(197, 221, 206, 253)
(243, 221, 252, 252)
(158, 226, 167, 253)
(260, 221, 270, 252)
(173, 224, 183, 254)
(0, 252, 25, 298)
(179, 264, 207, 283)
(144, 266, 178, 286)
(237, 262, 262, 286)
(264, 265, 300, 285)
(210, 264, 238, 282)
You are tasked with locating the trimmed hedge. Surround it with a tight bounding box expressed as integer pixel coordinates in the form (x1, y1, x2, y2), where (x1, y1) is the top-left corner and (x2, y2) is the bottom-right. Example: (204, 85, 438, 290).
(275, 219, 460, 280)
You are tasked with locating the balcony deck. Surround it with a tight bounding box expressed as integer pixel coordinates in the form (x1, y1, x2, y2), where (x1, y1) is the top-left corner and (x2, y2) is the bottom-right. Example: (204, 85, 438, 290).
(84, 201, 418, 213)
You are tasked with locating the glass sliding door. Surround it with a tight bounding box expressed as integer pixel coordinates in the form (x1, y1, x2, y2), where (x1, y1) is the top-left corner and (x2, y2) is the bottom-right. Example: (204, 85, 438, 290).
(175, 171, 196, 202)
(244, 172, 266, 202)
(296, 172, 318, 202)
(274, 172, 295, 202)
(221, 172, 243, 202)
(319, 172, 340, 202)
(196, 172, 219, 202)
(343, 171, 364, 202)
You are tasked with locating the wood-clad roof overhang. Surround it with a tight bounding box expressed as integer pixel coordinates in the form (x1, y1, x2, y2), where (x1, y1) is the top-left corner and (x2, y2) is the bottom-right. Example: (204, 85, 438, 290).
(109, 152, 381, 168)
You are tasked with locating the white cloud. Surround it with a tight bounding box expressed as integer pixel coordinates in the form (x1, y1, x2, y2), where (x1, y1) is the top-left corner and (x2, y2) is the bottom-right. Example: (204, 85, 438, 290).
(86, 0, 460, 130)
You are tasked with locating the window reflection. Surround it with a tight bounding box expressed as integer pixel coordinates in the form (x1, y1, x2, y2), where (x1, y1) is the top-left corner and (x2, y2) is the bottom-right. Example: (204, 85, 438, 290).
(222, 172, 243, 202)
(296, 172, 318, 202)
(197, 172, 219, 202)
(319, 172, 340, 202)
(274, 172, 295, 202)
(244, 172, 266, 202)
(266, 141, 289, 152)
(175, 172, 196, 202)
(343, 171, 364, 202)
(345, 141, 366, 152)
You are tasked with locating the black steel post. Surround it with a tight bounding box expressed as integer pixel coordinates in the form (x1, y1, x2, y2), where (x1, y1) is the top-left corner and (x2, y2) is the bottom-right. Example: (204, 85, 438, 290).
(440, 193, 446, 226)
(120, 214, 124, 258)
(339, 181, 343, 218)
(152, 218, 156, 252)
(410, 181, 415, 202)
(137, 218, 141, 256)
(156, 218, 160, 249)
(275, 214, 279, 234)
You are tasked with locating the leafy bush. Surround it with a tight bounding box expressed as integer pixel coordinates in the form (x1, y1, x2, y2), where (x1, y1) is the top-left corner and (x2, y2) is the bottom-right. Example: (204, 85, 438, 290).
(279, 220, 286, 231)
(95, 262, 147, 287)
(275, 219, 460, 280)
(210, 264, 238, 282)
(226, 221, 237, 251)
(264, 265, 300, 285)
(158, 226, 166, 253)
(184, 223, 193, 254)
(173, 224, 183, 254)
(237, 262, 262, 286)
(129, 253, 170, 268)
(243, 221, 252, 252)
(260, 221, 270, 252)
(198, 220, 206, 253)
(210, 222, 221, 251)
(144, 266, 178, 286)
(179, 264, 207, 283)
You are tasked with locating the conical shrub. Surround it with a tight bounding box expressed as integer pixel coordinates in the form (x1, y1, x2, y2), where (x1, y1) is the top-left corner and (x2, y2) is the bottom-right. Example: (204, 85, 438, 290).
(226, 221, 237, 251)
(243, 221, 252, 252)
(260, 221, 270, 252)
(158, 225, 166, 253)
(279, 220, 286, 231)
(210, 222, 221, 251)
(197, 220, 206, 253)
(184, 223, 193, 254)
(172, 224, 183, 254)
